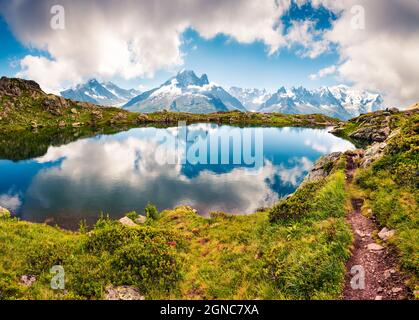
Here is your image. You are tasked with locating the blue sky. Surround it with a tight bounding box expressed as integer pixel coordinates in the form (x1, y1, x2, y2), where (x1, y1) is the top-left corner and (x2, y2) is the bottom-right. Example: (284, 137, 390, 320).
(0, 1, 342, 92)
(0, 16, 25, 77)
(178, 28, 340, 91)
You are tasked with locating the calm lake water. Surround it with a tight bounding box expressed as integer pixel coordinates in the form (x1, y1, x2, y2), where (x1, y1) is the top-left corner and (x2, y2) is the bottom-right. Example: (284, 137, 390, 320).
(0, 124, 354, 229)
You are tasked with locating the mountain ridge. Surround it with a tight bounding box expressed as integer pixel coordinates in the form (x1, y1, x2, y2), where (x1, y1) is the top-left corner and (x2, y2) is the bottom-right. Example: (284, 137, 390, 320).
(60, 70, 385, 120)
(61, 79, 140, 107)
(229, 85, 385, 120)
(123, 70, 246, 114)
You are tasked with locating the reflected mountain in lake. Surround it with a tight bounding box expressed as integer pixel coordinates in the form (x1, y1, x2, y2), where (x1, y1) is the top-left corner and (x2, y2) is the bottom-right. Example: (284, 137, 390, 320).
(0, 124, 354, 229)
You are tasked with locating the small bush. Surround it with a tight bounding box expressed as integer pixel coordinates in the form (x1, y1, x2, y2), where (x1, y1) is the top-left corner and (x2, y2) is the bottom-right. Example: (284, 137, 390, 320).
(0, 273, 23, 300)
(111, 241, 182, 293)
(397, 229, 419, 275)
(85, 220, 180, 254)
(66, 255, 108, 299)
(0, 207, 11, 219)
(25, 241, 73, 275)
(145, 203, 160, 220)
(125, 211, 139, 221)
(79, 219, 88, 234)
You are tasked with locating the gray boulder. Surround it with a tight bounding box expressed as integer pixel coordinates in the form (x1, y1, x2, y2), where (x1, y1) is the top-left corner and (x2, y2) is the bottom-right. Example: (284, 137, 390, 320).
(105, 285, 145, 300)
(118, 216, 137, 227)
(350, 126, 390, 143)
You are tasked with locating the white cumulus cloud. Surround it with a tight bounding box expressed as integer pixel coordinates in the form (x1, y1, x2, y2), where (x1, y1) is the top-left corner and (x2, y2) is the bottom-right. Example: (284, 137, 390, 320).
(309, 65, 337, 80)
(0, 0, 292, 93)
(286, 20, 330, 58)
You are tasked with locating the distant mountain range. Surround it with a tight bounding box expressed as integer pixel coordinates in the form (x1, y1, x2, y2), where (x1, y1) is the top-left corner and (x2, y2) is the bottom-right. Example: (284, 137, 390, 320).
(61, 79, 140, 106)
(123, 70, 246, 114)
(229, 85, 384, 120)
(60, 70, 385, 119)
(227, 87, 272, 112)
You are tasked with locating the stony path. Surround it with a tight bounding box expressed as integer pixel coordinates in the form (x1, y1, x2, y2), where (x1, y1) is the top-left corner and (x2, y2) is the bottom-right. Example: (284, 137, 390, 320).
(343, 155, 410, 300)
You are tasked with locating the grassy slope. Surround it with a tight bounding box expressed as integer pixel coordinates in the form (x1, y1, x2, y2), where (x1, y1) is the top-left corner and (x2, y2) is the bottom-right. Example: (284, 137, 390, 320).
(343, 110, 418, 291)
(0, 169, 351, 300)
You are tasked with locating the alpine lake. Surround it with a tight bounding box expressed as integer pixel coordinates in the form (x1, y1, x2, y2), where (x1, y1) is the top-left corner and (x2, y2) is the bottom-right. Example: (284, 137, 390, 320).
(0, 124, 354, 229)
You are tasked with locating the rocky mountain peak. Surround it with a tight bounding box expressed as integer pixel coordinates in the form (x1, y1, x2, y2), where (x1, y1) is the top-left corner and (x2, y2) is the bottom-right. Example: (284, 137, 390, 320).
(276, 86, 287, 95)
(173, 70, 209, 87)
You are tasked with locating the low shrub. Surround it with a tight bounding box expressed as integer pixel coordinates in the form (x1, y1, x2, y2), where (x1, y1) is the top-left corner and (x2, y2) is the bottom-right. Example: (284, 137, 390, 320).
(25, 241, 73, 275)
(145, 203, 160, 220)
(66, 254, 109, 299)
(125, 211, 139, 221)
(111, 241, 182, 293)
(85, 220, 181, 254)
(0, 272, 23, 300)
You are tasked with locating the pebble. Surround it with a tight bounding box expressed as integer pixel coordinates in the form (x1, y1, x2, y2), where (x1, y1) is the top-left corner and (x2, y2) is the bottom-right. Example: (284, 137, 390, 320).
(384, 269, 396, 280)
(20, 275, 36, 287)
(367, 243, 384, 251)
(355, 229, 366, 237)
(391, 287, 403, 294)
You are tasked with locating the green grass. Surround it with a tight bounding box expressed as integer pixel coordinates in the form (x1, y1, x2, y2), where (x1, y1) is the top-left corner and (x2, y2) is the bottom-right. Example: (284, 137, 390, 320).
(0, 169, 352, 300)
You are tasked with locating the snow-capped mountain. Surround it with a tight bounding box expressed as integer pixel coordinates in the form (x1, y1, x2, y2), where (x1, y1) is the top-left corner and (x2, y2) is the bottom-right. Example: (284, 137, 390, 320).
(257, 85, 384, 120)
(228, 87, 272, 111)
(326, 85, 384, 118)
(123, 70, 246, 114)
(62, 75, 383, 119)
(101, 81, 141, 102)
(61, 79, 140, 106)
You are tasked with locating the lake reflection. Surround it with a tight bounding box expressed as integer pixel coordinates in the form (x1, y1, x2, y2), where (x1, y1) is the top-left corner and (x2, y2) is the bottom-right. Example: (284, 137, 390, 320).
(0, 124, 354, 229)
